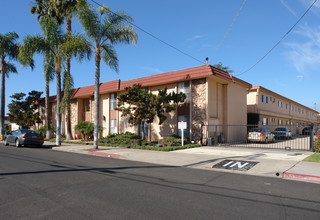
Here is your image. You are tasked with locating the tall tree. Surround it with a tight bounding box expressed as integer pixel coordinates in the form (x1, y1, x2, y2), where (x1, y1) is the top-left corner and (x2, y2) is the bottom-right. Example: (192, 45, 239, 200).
(77, 0, 137, 149)
(8, 91, 43, 129)
(213, 62, 234, 74)
(0, 32, 33, 135)
(59, 0, 78, 140)
(32, 0, 80, 140)
(30, 0, 63, 139)
(116, 84, 186, 140)
(19, 17, 91, 146)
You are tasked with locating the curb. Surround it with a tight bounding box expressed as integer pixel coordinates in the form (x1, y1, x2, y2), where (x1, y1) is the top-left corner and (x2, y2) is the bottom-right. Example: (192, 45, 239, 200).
(87, 151, 120, 158)
(283, 172, 320, 182)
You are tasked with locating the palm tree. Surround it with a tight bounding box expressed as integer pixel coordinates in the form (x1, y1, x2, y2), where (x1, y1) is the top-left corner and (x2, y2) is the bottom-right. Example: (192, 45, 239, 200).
(0, 32, 33, 135)
(59, 0, 78, 140)
(213, 62, 234, 74)
(31, 0, 63, 139)
(77, 0, 137, 149)
(19, 17, 91, 146)
(31, 0, 79, 140)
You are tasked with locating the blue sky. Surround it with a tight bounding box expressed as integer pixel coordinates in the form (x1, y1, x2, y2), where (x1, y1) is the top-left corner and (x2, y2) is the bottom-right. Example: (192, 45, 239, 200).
(2, 0, 320, 113)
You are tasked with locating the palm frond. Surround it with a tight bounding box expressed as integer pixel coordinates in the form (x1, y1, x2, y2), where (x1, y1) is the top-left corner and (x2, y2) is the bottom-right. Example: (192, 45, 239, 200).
(0, 32, 20, 60)
(101, 43, 118, 73)
(3, 62, 18, 78)
(76, 0, 100, 41)
(60, 33, 92, 62)
(18, 35, 50, 67)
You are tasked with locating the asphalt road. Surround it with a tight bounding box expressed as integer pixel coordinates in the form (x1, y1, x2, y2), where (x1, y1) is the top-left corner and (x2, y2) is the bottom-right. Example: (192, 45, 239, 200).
(1, 144, 320, 220)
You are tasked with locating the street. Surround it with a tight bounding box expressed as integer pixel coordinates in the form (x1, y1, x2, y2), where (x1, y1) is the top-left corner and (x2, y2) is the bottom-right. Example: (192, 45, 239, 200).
(1, 144, 320, 220)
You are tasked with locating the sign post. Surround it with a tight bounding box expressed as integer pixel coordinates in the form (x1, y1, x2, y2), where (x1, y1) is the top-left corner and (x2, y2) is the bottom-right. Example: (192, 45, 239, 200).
(178, 121, 187, 146)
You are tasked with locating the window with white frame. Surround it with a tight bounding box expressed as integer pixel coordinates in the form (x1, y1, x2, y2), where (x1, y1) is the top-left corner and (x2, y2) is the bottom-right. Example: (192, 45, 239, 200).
(286, 104, 289, 110)
(110, 93, 117, 110)
(278, 100, 282, 108)
(110, 119, 117, 134)
(278, 119, 282, 125)
(291, 105, 294, 111)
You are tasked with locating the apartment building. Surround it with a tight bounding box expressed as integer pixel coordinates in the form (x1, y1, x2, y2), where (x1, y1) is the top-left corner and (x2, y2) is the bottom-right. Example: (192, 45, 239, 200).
(39, 65, 251, 143)
(247, 86, 319, 133)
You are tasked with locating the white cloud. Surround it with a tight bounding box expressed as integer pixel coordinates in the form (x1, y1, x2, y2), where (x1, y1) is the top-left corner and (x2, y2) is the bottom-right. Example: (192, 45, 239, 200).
(280, 0, 299, 18)
(284, 24, 320, 73)
(187, 35, 206, 41)
(296, 75, 304, 79)
(141, 66, 163, 74)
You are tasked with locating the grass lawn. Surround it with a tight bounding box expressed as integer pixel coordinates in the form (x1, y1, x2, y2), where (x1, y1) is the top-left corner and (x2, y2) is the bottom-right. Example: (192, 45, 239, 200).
(303, 154, 320, 163)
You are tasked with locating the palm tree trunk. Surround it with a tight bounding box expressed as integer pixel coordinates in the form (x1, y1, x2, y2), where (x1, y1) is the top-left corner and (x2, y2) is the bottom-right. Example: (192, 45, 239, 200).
(93, 48, 100, 149)
(65, 14, 73, 140)
(45, 78, 51, 139)
(0, 60, 6, 135)
(56, 71, 61, 146)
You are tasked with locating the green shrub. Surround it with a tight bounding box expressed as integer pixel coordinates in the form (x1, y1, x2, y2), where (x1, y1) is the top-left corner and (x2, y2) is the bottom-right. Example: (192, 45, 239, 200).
(37, 124, 55, 138)
(314, 140, 320, 153)
(100, 132, 141, 145)
(160, 135, 188, 146)
(75, 121, 102, 140)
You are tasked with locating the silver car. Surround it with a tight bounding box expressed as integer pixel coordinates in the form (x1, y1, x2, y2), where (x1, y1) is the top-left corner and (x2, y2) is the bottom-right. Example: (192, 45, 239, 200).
(248, 128, 275, 143)
(4, 129, 44, 147)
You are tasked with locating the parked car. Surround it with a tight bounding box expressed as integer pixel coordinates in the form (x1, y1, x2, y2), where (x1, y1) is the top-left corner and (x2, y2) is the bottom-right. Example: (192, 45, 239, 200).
(302, 127, 315, 135)
(273, 127, 292, 139)
(248, 128, 275, 143)
(4, 129, 44, 147)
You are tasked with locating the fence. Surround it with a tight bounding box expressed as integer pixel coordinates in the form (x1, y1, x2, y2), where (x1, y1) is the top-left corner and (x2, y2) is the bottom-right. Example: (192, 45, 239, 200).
(200, 124, 319, 151)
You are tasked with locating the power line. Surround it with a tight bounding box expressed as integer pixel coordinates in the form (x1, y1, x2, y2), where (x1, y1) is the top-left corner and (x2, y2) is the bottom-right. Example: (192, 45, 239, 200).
(235, 0, 318, 77)
(211, 0, 247, 60)
(89, 0, 205, 65)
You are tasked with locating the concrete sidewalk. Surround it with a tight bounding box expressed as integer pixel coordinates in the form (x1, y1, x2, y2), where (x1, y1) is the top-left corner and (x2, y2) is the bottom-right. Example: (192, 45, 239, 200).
(46, 141, 320, 184)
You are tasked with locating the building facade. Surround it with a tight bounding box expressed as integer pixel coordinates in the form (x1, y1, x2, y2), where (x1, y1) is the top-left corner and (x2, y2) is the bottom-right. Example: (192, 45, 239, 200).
(247, 86, 319, 133)
(39, 65, 251, 143)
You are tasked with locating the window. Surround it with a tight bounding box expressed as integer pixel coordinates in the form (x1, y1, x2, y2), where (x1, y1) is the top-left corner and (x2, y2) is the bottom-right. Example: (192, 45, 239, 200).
(278, 100, 282, 108)
(83, 99, 90, 112)
(302, 109, 305, 114)
(286, 120, 290, 125)
(110, 93, 117, 110)
(139, 119, 149, 138)
(290, 105, 293, 111)
(262, 95, 268, 103)
(296, 107, 298, 112)
(260, 117, 268, 125)
(110, 119, 117, 134)
(178, 115, 190, 138)
(178, 81, 190, 103)
(278, 119, 282, 125)
(290, 121, 294, 126)
(286, 104, 289, 110)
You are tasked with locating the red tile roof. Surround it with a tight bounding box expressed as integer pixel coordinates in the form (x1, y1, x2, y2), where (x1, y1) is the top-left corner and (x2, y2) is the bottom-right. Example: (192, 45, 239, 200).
(72, 80, 120, 98)
(39, 65, 251, 102)
(120, 65, 235, 90)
